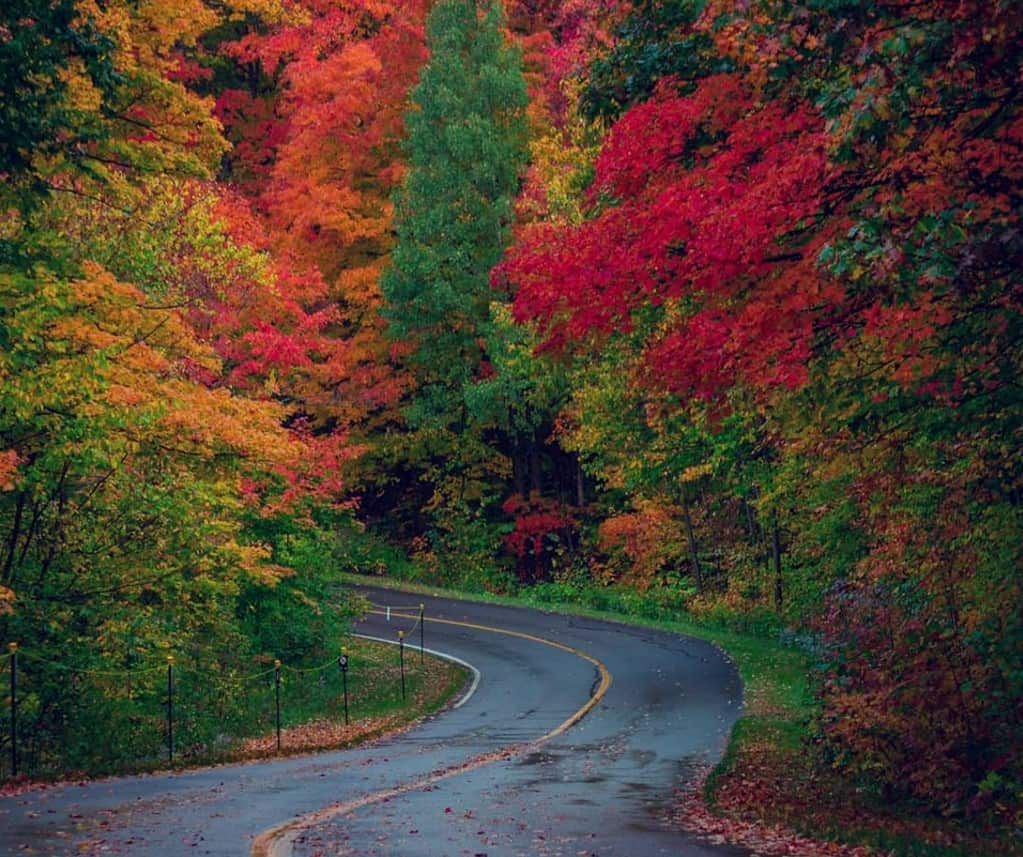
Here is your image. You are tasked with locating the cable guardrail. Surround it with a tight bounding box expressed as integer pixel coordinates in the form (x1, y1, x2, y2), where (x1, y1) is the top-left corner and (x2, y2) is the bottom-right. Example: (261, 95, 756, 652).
(1, 604, 435, 781)
(283, 656, 339, 676)
(367, 600, 427, 667)
(17, 648, 167, 678)
(5, 599, 427, 685)
(368, 600, 423, 629)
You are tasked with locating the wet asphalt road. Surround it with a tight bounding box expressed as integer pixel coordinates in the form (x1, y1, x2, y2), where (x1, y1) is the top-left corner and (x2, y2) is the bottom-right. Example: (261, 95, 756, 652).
(0, 587, 748, 857)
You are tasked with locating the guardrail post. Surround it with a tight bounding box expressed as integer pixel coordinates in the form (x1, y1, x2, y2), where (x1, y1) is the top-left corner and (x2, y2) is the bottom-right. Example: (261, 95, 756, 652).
(419, 604, 425, 665)
(339, 647, 349, 726)
(274, 659, 282, 752)
(166, 655, 175, 764)
(398, 631, 406, 702)
(8, 643, 17, 777)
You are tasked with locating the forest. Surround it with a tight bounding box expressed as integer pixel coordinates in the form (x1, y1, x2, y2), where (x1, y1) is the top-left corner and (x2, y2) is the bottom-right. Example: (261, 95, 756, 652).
(0, 0, 1020, 845)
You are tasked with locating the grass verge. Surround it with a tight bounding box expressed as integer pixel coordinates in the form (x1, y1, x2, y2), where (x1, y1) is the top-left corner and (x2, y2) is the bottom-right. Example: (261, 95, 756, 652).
(231, 636, 467, 761)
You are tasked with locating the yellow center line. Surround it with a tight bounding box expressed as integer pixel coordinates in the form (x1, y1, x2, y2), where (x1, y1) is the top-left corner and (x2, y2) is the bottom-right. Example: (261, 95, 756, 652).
(251, 611, 613, 857)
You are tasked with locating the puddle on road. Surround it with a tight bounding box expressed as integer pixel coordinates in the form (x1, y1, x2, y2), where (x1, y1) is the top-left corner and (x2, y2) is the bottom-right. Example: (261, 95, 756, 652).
(516, 750, 562, 766)
(622, 780, 656, 792)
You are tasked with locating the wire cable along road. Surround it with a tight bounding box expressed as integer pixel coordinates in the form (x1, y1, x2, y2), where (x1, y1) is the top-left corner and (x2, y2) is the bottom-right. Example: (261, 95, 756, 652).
(0, 588, 745, 857)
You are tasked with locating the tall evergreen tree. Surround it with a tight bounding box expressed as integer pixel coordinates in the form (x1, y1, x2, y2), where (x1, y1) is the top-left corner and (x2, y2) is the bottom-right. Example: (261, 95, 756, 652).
(383, 0, 528, 429)
(378, 0, 530, 572)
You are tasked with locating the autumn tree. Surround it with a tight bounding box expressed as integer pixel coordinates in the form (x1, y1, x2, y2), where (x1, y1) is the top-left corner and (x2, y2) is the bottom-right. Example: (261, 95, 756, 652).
(501, 0, 1023, 817)
(0, 0, 118, 211)
(0, 0, 364, 771)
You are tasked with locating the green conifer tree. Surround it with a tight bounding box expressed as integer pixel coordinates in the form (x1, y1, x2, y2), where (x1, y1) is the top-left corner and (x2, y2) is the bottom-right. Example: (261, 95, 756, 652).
(383, 0, 528, 428)
(380, 0, 528, 573)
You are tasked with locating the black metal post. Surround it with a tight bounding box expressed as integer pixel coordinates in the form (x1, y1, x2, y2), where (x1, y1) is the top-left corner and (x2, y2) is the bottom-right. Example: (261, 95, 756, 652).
(419, 604, 425, 665)
(8, 643, 17, 777)
(166, 655, 174, 764)
(398, 631, 406, 702)
(339, 647, 349, 726)
(274, 659, 282, 752)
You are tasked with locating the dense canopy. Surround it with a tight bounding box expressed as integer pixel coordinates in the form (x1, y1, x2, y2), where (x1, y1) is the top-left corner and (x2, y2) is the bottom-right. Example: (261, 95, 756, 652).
(1, 0, 1020, 835)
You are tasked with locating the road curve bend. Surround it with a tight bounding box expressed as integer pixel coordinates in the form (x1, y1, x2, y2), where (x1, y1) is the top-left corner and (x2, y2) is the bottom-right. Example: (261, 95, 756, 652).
(0, 587, 748, 857)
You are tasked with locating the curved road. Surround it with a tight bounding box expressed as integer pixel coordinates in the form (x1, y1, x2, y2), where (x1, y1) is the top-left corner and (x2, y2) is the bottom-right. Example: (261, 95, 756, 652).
(0, 587, 748, 857)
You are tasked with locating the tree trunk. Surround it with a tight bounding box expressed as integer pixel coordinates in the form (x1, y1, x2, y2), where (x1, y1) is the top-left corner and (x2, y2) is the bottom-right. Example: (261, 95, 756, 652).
(772, 510, 783, 610)
(37, 461, 70, 587)
(512, 447, 527, 497)
(2, 491, 25, 583)
(529, 438, 542, 494)
(17, 501, 41, 569)
(681, 490, 703, 591)
(743, 497, 757, 543)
